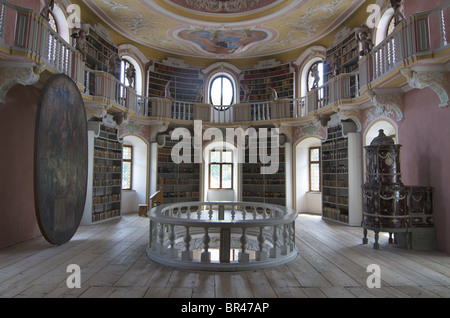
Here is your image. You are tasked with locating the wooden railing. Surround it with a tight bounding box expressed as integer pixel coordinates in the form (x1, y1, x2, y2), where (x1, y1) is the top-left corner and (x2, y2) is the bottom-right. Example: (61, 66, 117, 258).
(147, 201, 298, 271)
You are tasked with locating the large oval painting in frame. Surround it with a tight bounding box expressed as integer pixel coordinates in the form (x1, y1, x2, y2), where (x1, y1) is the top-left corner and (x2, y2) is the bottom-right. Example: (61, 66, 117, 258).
(34, 74, 88, 245)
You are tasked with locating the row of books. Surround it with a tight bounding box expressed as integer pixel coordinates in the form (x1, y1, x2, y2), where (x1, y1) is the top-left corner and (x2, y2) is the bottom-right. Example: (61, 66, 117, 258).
(322, 139, 348, 151)
(94, 149, 122, 160)
(322, 149, 348, 160)
(93, 178, 121, 187)
(243, 191, 285, 198)
(91, 209, 120, 222)
(323, 195, 349, 205)
(163, 191, 199, 198)
(153, 63, 201, 76)
(323, 165, 349, 174)
(323, 179, 348, 188)
(323, 206, 349, 222)
(93, 164, 122, 173)
(94, 139, 121, 150)
(243, 178, 285, 185)
(93, 193, 121, 205)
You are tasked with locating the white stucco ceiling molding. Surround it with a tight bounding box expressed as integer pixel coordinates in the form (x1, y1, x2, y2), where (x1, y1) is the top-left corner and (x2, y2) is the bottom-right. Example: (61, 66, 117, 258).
(0, 61, 45, 104)
(366, 88, 405, 122)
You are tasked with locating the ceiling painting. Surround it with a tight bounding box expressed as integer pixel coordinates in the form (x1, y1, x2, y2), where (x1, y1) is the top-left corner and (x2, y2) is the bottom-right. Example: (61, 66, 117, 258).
(82, 0, 366, 59)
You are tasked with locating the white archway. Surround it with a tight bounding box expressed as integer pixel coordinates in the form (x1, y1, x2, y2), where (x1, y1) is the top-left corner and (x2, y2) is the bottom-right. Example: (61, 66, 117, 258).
(295, 137, 322, 214)
(121, 135, 149, 213)
(203, 140, 239, 202)
(363, 119, 398, 183)
(375, 8, 395, 45)
(51, 3, 70, 43)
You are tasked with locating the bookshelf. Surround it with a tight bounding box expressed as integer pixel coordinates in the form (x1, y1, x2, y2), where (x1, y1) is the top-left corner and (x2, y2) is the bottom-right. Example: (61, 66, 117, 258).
(147, 61, 204, 102)
(321, 120, 362, 226)
(82, 119, 122, 225)
(324, 28, 366, 83)
(85, 26, 119, 76)
(157, 137, 200, 204)
(242, 141, 286, 206)
(239, 62, 294, 102)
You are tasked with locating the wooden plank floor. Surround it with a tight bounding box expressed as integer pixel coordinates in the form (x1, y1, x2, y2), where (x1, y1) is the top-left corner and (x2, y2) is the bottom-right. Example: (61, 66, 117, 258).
(1, 213, 450, 298)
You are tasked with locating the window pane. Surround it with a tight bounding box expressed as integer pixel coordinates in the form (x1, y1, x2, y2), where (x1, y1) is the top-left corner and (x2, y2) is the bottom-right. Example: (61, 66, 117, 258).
(221, 77, 233, 105)
(308, 62, 323, 91)
(310, 163, 320, 192)
(210, 164, 221, 188)
(210, 151, 221, 163)
(222, 151, 232, 163)
(122, 161, 131, 189)
(123, 146, 132, 160)
(210, 78, 222, 105)
(210, 76, 234, 106)
(222, 164, 232, 189)
(310, 148, 320, 162)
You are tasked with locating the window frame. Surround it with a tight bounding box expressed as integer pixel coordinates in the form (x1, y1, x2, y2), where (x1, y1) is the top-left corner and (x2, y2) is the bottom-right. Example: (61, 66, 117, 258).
(386, 15, 396, 37)
(309, 147, 321, 192)
(48, 12, 58, 33)
(209, 74, 235, 110)
(122, 145, 133, 190)
(208, 150, 233, 190)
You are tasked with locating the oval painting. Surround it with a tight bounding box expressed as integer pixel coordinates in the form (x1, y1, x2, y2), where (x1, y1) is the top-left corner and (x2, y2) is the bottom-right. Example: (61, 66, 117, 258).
(34, 74, 88, 245)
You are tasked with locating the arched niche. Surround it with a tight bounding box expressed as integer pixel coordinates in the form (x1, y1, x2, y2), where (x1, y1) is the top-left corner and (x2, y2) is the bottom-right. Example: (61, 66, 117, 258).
(294, 136, 322, 214)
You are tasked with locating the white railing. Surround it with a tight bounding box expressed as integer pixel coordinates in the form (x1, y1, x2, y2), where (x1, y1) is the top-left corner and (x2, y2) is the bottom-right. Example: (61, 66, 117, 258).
(147, 201, 298, 271)
(172, 100, 194, 121)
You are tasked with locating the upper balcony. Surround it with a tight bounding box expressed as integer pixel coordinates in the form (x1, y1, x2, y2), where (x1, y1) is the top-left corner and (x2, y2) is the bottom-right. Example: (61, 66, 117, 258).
(1, 0, 448, 126)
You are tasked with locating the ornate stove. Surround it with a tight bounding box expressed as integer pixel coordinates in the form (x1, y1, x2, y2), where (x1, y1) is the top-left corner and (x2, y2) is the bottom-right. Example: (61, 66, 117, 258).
(362, 130, 435, 249)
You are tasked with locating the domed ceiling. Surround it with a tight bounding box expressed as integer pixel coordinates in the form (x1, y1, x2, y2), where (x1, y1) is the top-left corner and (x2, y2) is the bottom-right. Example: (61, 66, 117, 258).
(82, 0, 366, 59)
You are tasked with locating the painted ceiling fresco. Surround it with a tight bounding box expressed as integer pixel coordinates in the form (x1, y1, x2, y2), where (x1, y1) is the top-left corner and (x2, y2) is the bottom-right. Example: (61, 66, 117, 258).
(83, 0, 366, 58)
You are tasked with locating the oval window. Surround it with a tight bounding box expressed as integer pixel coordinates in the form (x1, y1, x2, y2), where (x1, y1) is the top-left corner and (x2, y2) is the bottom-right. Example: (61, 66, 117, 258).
(210, 75, 234, 108)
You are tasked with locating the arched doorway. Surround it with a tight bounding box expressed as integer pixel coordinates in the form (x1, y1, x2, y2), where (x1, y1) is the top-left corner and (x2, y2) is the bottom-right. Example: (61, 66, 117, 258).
(121, 135, 149, 213)
(295, 137, 322, 214)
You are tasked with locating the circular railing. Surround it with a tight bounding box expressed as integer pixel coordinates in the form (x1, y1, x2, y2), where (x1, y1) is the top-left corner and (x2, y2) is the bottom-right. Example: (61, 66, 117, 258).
(147, 201, 298, 271)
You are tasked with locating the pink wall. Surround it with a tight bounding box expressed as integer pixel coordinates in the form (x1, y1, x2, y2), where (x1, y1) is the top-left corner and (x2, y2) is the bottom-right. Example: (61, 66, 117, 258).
(398, 87, 450, 253)
(0, 84, 41, 248)
(404, 0, 447, 16)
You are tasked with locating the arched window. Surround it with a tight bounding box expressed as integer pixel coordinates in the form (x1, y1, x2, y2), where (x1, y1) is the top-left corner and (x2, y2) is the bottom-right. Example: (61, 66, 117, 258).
(119, 56, 143, 96)
(209, 74, 235, 109)
(48, 12, 58, 33)
(307, 61, 324, 92)
(386, 16, 396, 37)
(121, 59, 135, 88)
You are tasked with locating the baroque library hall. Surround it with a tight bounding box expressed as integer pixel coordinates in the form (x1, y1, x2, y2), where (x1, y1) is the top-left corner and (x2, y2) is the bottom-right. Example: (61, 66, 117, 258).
(1, 0, 450, 301)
